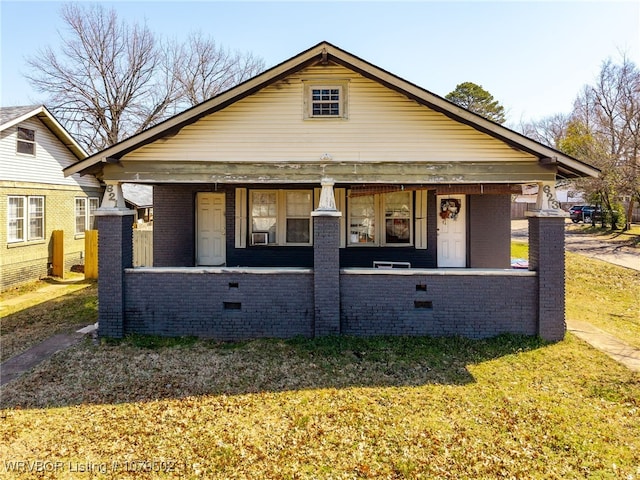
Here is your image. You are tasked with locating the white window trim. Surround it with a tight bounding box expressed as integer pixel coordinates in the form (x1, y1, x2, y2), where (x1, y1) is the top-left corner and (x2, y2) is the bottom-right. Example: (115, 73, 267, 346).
(75, 197, 100, 236)
(347, 191, 414, 247)
(28, 196, 45, 241)
(8, 196, 25, 243)
(7, 195, 45, 243)
(249, 189, 313, 246)
(303, 80, 349, 120)
(16, 126, 36, 156)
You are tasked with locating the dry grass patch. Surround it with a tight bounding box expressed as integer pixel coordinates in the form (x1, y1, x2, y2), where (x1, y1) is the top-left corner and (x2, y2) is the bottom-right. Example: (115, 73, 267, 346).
(0, 281, 97, 362)
(1, 335, 639, 479)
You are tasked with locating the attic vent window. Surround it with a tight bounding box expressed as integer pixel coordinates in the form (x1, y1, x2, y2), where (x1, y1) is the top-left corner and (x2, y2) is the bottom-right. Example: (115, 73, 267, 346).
(304, 81, 348, 119)
(17, 127, 35, 155)
(312, 88, 340, 116)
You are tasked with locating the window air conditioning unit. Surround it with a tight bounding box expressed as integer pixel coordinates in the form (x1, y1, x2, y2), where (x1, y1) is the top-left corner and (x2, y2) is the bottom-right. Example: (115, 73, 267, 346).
(251, 232, 269, 245)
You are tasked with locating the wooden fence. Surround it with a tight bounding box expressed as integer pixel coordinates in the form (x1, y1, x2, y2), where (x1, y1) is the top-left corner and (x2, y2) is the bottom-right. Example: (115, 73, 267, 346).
(85, 230, 99, 279)
(52, 230, 64, 278)
(133, 229, 153, 267)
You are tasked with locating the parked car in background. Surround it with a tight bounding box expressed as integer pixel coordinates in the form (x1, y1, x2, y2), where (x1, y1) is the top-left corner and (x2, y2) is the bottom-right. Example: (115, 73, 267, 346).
(569, 205, 601, 223)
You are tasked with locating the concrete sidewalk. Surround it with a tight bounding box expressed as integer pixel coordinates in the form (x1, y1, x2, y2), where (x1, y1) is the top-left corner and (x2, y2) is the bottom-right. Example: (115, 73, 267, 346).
(0, 323, 97, 387)
(567, 319, 640, 372)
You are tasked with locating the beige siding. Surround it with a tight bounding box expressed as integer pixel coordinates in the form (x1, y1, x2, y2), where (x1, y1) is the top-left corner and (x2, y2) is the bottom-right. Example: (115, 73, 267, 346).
(126, 64, 536, 165)
(0, 117, 99, 188)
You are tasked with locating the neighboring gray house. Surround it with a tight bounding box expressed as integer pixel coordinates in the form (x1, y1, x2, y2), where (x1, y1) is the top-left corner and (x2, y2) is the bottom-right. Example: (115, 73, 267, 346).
(65, 42, 599, 341)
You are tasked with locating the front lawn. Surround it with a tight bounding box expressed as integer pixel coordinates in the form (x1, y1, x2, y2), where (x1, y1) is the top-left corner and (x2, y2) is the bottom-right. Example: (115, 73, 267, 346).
(1, 336, 639, 478)
(566, 252, 640, 348)
(1, 250, 639, 478)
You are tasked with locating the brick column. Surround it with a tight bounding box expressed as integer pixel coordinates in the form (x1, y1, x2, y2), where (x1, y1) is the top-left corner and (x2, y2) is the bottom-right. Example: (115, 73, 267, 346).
(527, 182, 567, 342)
(312, 178, 342, 337)
(95, 182, 135, 338)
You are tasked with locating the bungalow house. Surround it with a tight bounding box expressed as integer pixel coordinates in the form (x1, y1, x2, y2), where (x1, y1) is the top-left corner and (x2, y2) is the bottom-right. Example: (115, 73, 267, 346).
(1, 105, 102, 291)
(65, 42, 599, 342)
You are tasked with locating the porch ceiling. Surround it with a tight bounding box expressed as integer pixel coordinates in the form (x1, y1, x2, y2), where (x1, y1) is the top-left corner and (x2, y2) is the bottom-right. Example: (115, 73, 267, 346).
(104, 160, 556, 184)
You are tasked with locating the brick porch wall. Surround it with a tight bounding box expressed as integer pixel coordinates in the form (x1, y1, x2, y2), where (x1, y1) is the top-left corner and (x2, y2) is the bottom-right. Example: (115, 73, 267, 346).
(124, 269, 314, 339)
(117, 268, 537, 341)
(340, 271, 538, 338)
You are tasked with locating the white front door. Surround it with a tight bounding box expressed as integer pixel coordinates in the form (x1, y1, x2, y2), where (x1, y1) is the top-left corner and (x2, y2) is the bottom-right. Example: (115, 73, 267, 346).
(196, 193, 226, 266)
(437, 195, 466, 267)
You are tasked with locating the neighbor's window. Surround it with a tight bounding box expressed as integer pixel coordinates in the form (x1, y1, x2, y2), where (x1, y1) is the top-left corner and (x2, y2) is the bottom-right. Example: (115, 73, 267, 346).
(88, 197, 99, 230)
(8, 197, 25, 242)
(28, 197, 44, 240)
(304, 81, 348, 119)
(348, 191, 412, 246)
(17, 127, 35, 155)
(7, 195, 44, 243)
(250, 190, 312, 245)
(75, 197, 100, 235)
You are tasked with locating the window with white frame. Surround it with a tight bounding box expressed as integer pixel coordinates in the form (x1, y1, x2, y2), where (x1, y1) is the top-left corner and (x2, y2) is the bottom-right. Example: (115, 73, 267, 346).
(75, 197, 100, 235)
(28, 197, 44, 240)
(88, 198, 99, 229)
(304, 81, 348, 119)
(348, 191, 412, 246)
(249, 190, 313, 245)
(17, 127, 35, 155)
(7, 195, 44, 243)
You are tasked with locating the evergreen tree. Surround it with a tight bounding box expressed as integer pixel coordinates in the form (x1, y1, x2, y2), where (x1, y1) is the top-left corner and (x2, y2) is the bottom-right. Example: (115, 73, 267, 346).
(445, 82, 506, 124)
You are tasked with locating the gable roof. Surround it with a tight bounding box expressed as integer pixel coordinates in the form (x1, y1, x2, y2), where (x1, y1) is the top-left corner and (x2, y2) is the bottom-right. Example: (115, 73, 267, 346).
(0, 105, 88, 161)
(63, 41, 599, 179)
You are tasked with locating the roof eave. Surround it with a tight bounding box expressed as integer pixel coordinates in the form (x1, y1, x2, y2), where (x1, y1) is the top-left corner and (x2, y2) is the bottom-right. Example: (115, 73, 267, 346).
(65, 41, 600, 180)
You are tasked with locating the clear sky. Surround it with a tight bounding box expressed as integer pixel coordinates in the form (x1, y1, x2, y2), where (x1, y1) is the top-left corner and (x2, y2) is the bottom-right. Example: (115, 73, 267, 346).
(1, 1, 639, 126)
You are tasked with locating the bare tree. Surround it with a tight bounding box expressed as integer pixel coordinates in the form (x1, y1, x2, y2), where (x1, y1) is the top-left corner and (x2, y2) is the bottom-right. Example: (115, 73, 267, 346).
(25, 4, 265, 153)
(175, 32, 265, 107)
(573, 55, 640, 229)
(519, 113, 570, 150)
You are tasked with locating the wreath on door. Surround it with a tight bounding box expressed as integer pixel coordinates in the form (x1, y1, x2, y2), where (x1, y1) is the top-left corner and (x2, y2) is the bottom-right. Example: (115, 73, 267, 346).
(440, 198, 461, 221)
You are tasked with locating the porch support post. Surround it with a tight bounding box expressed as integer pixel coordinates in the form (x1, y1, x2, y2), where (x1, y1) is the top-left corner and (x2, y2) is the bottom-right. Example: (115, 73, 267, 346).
(312, 178, 342, 337)
(526, 182, 568, 341)
(95, 181, 135, 338)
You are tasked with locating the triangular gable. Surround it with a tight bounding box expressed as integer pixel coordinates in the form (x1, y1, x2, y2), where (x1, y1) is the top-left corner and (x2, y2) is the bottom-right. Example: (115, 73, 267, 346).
(64, 41, 599, 179)
(1, 105, 87, 161)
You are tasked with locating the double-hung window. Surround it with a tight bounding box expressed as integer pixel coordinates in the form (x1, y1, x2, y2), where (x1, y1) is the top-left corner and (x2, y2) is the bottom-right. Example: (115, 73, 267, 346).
(8, 196, 44, 243)
(75, 197, 100, 235)
(250, 190, 312, 245)
(348, 191, 412, 246)
(17, 127, 35, 155)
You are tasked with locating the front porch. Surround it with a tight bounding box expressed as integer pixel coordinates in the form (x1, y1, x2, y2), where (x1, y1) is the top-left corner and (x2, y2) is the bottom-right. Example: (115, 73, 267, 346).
(96, 182, 566, 342)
